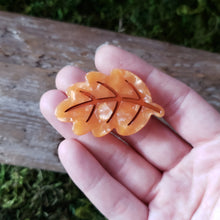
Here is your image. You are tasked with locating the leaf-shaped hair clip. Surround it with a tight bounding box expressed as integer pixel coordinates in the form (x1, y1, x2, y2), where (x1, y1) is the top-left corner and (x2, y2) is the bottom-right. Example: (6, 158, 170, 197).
(55, 69, 165, 137)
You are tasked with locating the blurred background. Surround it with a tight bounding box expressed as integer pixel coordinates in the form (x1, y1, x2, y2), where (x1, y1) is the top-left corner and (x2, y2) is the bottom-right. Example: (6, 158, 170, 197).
(0, 0, 220, 52)
(0, 0, 219, 219)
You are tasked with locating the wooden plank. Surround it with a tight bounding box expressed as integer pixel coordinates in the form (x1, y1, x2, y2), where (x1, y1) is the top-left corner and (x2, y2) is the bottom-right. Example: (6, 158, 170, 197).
(0, 11, 219, 172)
(0, 62, 64, 171)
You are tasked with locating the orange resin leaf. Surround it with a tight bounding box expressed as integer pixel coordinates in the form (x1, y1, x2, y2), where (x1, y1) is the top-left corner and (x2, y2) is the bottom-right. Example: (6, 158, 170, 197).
(55, 69, 165, 137)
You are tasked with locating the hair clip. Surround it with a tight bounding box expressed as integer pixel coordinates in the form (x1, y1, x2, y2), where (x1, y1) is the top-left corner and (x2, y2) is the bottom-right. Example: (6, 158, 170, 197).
(55, 69, 164, 137)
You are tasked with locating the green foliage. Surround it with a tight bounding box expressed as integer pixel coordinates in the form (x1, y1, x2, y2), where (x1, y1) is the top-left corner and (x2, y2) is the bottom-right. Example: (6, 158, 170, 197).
(0, 0, 219, 52)
(0, 165, 105, 219)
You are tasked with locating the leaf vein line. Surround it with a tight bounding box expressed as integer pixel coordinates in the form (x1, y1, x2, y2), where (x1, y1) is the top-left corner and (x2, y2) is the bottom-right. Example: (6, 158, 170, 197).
(64, 81, 162, 124)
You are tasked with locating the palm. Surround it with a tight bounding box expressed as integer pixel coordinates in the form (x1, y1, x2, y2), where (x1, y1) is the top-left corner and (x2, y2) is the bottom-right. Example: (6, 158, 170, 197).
(40, 45, 220, 220)
(150, 142, 220, 219)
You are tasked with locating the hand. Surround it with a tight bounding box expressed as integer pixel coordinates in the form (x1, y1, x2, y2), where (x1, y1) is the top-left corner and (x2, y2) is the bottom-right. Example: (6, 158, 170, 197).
(40, 45, 220, 220)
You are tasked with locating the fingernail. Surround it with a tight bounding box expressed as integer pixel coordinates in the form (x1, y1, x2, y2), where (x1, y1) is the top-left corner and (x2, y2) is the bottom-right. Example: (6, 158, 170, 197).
(95, 42, 110, 53)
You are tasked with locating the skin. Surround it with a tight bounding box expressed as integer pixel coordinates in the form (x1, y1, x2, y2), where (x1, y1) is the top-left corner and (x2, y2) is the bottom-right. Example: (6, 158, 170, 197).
(40, 45, 220, 220)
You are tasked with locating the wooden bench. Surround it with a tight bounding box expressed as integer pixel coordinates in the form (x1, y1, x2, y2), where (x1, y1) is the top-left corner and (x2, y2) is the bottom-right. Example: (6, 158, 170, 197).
(0, 11, 219, 172)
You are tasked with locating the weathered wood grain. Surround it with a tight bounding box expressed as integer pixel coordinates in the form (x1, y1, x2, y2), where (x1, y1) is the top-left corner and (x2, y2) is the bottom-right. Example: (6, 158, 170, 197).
(0, 11, 219, 172)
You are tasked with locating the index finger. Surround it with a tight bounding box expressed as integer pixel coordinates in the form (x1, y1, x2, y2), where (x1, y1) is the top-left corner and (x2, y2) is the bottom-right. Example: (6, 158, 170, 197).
(95, 45, 220, 147)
